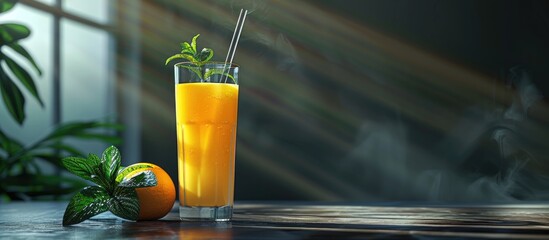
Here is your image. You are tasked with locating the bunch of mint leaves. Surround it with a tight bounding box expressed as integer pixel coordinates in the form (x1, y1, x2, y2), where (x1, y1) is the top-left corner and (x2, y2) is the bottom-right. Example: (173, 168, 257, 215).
(165, 34, 236, 83)
(61, 146, 157, 226)
(165, 34, 213, 66)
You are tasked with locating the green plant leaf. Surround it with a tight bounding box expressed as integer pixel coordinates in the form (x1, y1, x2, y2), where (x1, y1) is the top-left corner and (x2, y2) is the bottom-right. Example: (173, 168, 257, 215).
(28, 160, 42, 174)
(204, 68, 236, 83)
(87, 153, 111, 187)
(101, 146, 121, 184)
(0, 67, 25, 124)
(61, 155, 101, 184)
(115, 163, 154, 183)
(0, 23, 30, 46)
(118, 170, 157, 188)
(63, 186, 110, 226)
(40, 142, 85, 157)
(3, 173, 87, 197)
(0, 0, 17, 13)
(0, 193, 10, 202)
(31, 153, 64, 169)
(44, 121, 122, 141)
(191, 34, 199, 54)
(0, 135, 5, 150)
(4, 54, 43, 107)
(71, 133, 122, 144)
(109, 186, 139, 221)
(99, 121, 125, 130)
(180, 42, 194, 55)
(0, 129, 23, 155)
(177, 64, 203, 80)
(46, 122, 99, 139)
(7, 42, 42, 75)
(165, 53, 196, 65)
(197, 48, 213, 63)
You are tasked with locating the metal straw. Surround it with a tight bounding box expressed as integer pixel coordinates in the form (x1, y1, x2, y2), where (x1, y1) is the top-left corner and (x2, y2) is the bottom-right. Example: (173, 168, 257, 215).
(223, 9, 248, 83)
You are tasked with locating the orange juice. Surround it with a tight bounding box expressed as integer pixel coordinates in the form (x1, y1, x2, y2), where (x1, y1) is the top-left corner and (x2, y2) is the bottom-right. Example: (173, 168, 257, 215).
(176, 82, 239, 207)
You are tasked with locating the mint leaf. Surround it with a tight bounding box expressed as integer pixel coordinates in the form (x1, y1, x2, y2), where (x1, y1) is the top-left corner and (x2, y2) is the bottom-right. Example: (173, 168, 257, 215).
(62, 155, 101, 183)
(180, 42, 194, 55)
(178, 64, 204, 80)
(62, 146, 163, 225)
(204, 68, 236, 83)
(62, 186, 109, 226)
(165, 34, 211, 67)
(164, 53, 196, 66)
(118, 170, 157, 188)
(115, 163, 154, 183)
(191, 34, 199, 54)
(197, 48, 214, 63)
(101, 145, 121, 183)
(87, 153, 111, 188)
(165, 33, 236, 82)
(109, 186, 140, 221)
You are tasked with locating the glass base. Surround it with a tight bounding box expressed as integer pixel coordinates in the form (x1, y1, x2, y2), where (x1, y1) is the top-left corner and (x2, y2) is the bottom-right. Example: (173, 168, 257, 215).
(179, 205, 233, 221)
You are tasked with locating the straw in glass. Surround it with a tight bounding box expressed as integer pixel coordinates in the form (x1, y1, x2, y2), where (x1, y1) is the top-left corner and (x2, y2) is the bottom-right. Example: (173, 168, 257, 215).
(223, 9, 248, 83)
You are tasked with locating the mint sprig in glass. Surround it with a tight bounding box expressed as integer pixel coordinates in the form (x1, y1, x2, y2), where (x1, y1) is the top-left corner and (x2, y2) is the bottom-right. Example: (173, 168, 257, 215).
(165, 34, 236, 83)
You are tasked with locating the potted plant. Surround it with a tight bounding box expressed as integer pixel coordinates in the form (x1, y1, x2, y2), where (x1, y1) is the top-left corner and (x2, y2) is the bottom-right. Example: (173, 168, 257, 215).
(0, 0, 122, 201)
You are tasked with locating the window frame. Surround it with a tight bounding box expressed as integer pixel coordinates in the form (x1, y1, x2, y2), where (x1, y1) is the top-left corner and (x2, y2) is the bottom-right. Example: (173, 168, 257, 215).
(17, 0, 141, 165)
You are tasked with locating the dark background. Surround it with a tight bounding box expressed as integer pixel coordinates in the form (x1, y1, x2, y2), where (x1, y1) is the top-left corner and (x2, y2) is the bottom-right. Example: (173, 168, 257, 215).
(122, 0, 549, 202)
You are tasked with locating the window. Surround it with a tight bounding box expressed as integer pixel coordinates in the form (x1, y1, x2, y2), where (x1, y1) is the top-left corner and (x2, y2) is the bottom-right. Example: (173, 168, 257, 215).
(0, 0, 116, 158)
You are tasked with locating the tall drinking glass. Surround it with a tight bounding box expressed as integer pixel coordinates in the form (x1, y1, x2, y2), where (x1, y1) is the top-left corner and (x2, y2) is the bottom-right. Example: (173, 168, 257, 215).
(175, 62, 239, 221)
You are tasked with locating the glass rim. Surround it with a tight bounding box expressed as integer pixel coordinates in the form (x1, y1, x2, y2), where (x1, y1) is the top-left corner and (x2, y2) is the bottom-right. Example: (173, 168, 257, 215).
(174, 61, 239, 69)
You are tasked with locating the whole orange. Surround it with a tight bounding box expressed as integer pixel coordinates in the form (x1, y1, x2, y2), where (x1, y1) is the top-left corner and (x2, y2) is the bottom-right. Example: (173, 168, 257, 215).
(134, 163, 176, 220)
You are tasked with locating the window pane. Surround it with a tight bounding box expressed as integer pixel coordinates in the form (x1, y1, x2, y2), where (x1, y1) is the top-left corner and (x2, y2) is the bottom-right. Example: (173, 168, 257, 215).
(0, 4, 53, 145)
(34, 0, 55, 5)
(61, 19, 113, 155)
(63, 0, 109, 24)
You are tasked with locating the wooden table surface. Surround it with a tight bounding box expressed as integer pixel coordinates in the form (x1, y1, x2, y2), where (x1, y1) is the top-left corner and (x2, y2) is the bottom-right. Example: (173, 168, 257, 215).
(2, 201, 549, 239)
